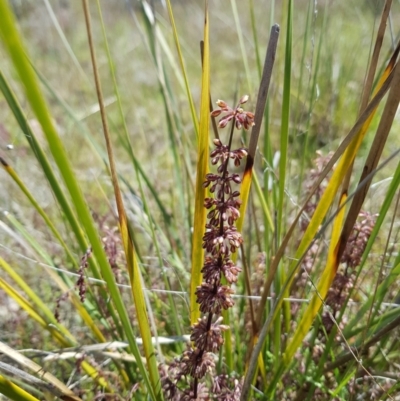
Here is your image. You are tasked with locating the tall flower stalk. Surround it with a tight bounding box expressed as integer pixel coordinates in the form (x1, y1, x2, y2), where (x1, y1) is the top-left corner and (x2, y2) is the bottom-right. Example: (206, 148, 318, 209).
(161, 96, 254, 400)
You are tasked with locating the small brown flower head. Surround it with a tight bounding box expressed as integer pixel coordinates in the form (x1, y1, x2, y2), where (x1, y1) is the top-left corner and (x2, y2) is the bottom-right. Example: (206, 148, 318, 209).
(341, 210, 376, 268)
(191, 316, 228, 353)
(54, 291, 69, 323)
(224, 226, 243, 253)
(180, 347, 215, 379)
(196, 283, 235, 314)
(211, 96, 255, 130)
(201, 256, 241, 286)
(325, 271, 355, 311)
(202, 225, 243, 257)
(221, 259, 241, 284)
(76, 247, 92, 302)
(210, 139, 248, 168)
(181, 382, 209, 401)
(210, 139, 229, 166)
(212, 375, 242, 400)
(167, 95, 252, 399)
(230, 148, 248, 166)
(159, 364, 180, 401)
(203, 172, 241, 200)
(203, 173, 221, 193)
(206, 195, 241, 227)
(201, 256, 223, 284)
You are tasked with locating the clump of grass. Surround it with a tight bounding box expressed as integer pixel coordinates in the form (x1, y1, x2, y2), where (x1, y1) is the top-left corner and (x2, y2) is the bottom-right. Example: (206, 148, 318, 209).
(0, 0, 400, 400)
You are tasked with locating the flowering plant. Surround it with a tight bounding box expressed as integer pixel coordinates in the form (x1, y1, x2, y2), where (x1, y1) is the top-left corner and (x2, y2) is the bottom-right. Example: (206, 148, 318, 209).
(161, 96, 254, 400)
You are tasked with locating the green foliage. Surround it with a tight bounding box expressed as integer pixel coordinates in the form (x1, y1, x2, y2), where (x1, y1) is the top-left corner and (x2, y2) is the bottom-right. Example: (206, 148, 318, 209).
(0, 0, 400, 400)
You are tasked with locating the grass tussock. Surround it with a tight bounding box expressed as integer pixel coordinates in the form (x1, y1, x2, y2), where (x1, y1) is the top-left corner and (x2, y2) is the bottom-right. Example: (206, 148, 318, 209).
(0, 0, 400, 400)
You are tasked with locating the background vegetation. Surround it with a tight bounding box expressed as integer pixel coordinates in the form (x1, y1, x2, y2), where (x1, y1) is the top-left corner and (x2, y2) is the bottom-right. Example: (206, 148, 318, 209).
(0, 0, 400, 399)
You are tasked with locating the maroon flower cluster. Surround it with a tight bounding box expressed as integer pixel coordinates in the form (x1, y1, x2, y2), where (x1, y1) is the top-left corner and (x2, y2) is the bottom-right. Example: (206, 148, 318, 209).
(76, 247, 92, 302)
(211, 96, 255, 130)
(162, 96, 254, 399)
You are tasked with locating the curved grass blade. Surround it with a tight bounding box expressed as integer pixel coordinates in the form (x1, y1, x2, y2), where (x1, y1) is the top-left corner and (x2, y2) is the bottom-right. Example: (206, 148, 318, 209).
(0, 275, 66, 343)
(267, 54, 398, 318)
(0, 362, 54, 400)
(31, 63, 173, 234)
(189, 0, 210, 324)
(303, 59, 400, 380)
(0, 214, 107, 344)
(337, 59, 400, 262)
(0, 62, 120, 335)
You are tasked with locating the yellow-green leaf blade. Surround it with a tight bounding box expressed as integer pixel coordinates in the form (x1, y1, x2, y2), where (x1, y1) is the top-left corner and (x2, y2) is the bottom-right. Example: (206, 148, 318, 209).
(0, 374, 40, 401)
(190, 1, 210, 324)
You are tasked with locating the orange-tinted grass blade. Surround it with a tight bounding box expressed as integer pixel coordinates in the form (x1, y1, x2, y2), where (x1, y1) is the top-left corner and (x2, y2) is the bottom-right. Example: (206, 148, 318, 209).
(82, 1, 161, 397)
(190, 1, 210, 325)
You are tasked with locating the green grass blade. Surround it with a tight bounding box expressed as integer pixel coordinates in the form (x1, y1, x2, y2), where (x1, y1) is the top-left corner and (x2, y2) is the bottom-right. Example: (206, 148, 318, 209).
(166, 0, 199, 139)
(230, 0, 252, 92)
(277, 0, 292, 237)
(281, 192, 345, 372)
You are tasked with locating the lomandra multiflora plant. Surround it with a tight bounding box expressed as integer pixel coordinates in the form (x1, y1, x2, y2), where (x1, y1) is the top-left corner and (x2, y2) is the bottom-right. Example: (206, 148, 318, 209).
(161, 96, 255, 400)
